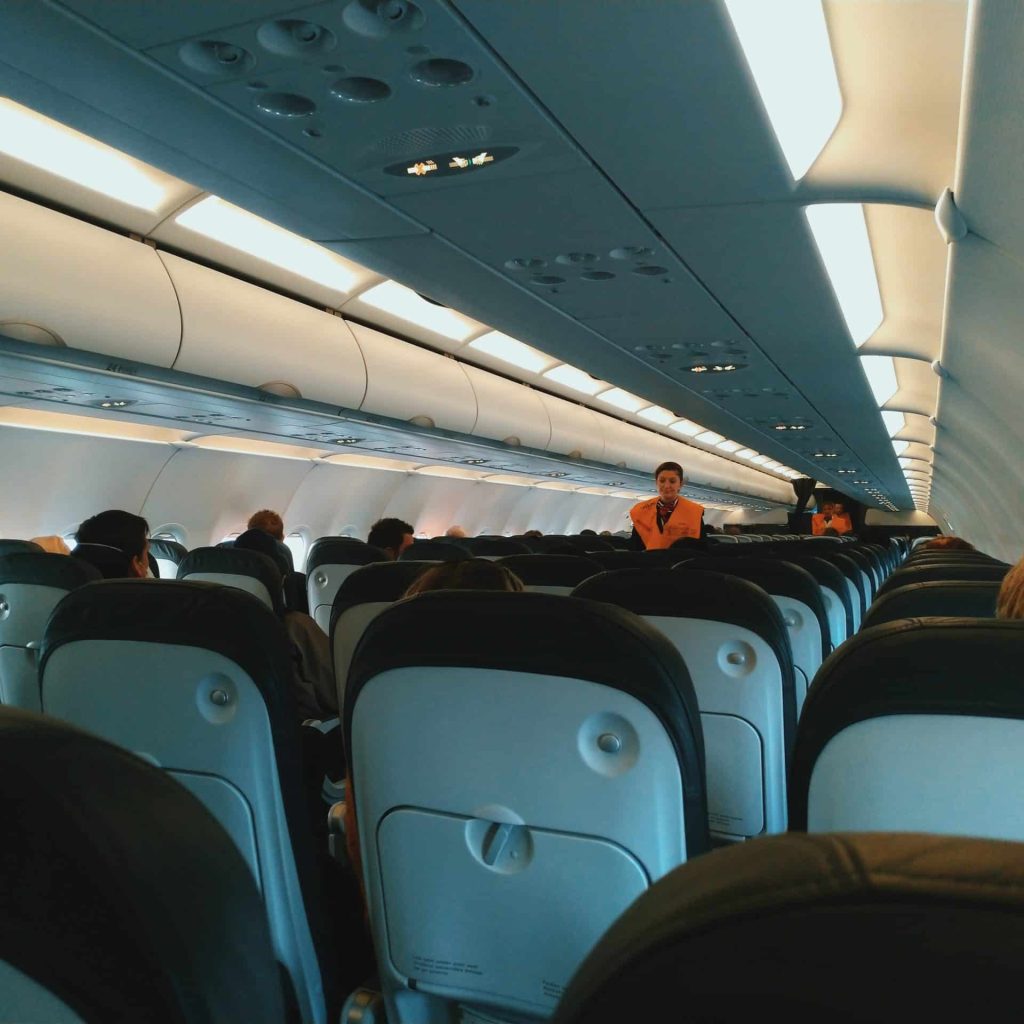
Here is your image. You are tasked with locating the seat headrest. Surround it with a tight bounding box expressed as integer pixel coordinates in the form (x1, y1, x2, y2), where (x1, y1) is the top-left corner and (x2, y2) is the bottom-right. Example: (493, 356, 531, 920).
(399, 540, 471, 562)
(0, 539, 43, 557)
(40, 579, 295, 724)
(176, 546, 285, 615)
(496, 553, 603, 586)
(70, 543, 136, 579)
(346, 589, 709, 854)
(461, 537, 531, 556)
(877, 563, 1010, 597)
(790, 618, 1024, 828)
(232, 529, 293, 575)
(329, 561, 434, 634)
(306, 537, 390, 571)
(0, 705, 284, 1022)
(552, 831, 1024, 1023)
(0, 551, 101, 588)
(587, 551, 650, 570)
(148, 538, 188, 564)
(862, 581, 1001, 629)
(679, 556, 825, 612)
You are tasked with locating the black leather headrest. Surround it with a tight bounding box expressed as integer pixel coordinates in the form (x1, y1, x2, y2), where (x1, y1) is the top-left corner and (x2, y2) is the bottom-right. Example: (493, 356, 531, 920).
(863, 581, 1001, 629)
(677, 557, 830, 659)
(790, 618, 1024, 828)
(176, 546, 285, 616)
(551, 830, 1024, 1023)
(399, 540, 470, 562)
(329, 561, 433, 636)
(496, 553, 603, 586)
(70, 543, 135, 580)
(148, 538, 188, 565)
(0, 539, 43, 556)
(233, 529, 293, 576)
(586, 551, 651, 571)
(306, 537, 389, 572)
(771, 554, 855, 635)
(805, 550, 869, 606)
(346, 590, 709, 856)
(461, 537, 532, 557)
(0, 551, 101, 589)
(0, 706, 284, 1023)
(574, 568, 796, 752)
(876, 562, 1010, 598)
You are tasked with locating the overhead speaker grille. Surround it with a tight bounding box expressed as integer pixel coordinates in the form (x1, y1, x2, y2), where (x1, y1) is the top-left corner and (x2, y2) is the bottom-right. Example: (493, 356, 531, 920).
(369, 124, 491, 158)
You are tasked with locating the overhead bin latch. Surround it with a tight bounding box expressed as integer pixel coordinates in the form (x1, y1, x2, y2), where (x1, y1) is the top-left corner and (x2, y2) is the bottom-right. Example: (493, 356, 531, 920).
(935, 188, 968, 244)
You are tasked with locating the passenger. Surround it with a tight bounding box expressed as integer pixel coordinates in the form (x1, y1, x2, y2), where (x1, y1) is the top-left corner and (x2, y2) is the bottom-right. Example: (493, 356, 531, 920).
(599, 530, 614, 537)
(367, 517, 415, 560)
(996, 556, 1024, 619)
(73, 510, 150, 578)
(522, 529, 543, 538)
(579, 528, 598, 536)
(234, 528, 336, 721)
(444, 525, 468, 539)
(247, 508, 285, 542)
(30, 535, 70, 554)
(921, 536, 976, 551)
(628, 461, 704, 550)
(723, 524, 742, 536)
(403, 559, 524, 597)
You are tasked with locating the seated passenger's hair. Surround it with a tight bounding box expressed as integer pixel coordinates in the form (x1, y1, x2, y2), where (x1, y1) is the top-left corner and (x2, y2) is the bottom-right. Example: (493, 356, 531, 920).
(655, 461, 684, 479)
(402, 559, 524, 597)
(522, 529, 543, 538)
(444, 525, 467, 538)
(921, 536, 976, 552)
(368, 517, 414, 551)
(996, 557, 1024, 620)
(30, 535, 70, 555)
(76, 510, 149, 561)
(233, 527, 290, 576)
(247, 509, 284, 542)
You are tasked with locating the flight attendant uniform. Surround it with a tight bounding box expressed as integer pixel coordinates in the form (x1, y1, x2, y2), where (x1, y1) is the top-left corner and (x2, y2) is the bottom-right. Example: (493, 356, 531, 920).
(812, 513, 853, 535)
(629, 496, 704, 549)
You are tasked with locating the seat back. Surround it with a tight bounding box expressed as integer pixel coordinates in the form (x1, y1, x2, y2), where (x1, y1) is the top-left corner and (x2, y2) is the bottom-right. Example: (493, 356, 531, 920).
(0, 539, 43, 557)
(791, 619, 1024, 839)
(306, 537, 390, 632)
(176, 546, 284, 614)
(330, 561, 433, 700)
(771, 554, 853, 647)
(39, 580, 339, 1024)
(0, 553, 100, 711)
(345, 590, 708, 1023)
(460, 536, 532, 558)
(148, 537, 188, 580)
(862, 580, 1001, 628)
(574, 568, 795, 841)
(677, 557, 829, 714)
(875, 562, 1010, 599)
(0, 705, 285, 1023)
(551, 831, 1024, 1023)
(399, 539, 470, 562)
(496, 553, 603, 595)
(807, 550, 866, 630)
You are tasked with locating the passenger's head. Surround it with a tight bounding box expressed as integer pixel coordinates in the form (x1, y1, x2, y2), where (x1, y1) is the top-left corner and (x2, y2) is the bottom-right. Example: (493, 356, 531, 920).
(368, 518, 415, 560)
(402, 559, 524, 597)
(921, 536, 976, 552)
(247, 509, 285, 542)
(997, 557, 1024, 620)
(820, 501, 835, 516)
(655, 461, 684, 503)
(833, 502, 846, 515)
(724, 524, 742, 536)
(234, 527, 290, 575)
(522, 529, 543, 539)
(75, 510, 150, 578)
(30, 535, 70, 555)
(445, 525, 467, 539)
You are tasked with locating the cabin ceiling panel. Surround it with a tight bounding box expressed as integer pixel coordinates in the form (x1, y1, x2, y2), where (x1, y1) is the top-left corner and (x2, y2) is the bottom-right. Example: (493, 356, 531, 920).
(898, 413, 937, 448)
(889, 358, 939, 418)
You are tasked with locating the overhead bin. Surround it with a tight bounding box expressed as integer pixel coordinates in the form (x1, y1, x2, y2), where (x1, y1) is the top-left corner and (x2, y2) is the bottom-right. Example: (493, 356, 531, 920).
(538, 392, 606, 463)
(159, 253, 367, 408)
(0, 191, 180, 364)
(461, 364, 551, 450)
(348, 322, 477, 434)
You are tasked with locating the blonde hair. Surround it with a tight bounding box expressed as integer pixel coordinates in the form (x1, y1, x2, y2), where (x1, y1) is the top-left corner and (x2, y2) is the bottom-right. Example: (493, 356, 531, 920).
(996, 557, 1024, 620)
(30, 535, 71, 555)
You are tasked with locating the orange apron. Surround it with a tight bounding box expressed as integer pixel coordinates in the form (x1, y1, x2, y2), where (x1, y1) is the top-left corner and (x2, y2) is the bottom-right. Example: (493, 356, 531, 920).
(630, 497, 704, 549)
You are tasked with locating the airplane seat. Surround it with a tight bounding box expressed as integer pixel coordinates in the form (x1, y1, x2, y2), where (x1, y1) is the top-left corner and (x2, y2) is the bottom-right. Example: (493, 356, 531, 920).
(0, 539, 43, 556)
(862, 580, 1001, 629)
(39, 580, 346, 1024)
(838, 547, 878, 603)
(551, 831, 1024, 1023)
(905, 552, 1006, 567)
(771, 554, 854, 648)
(460, 536, 531, 558)
(573, 568, 795, 843)
(850, 544, 886, 587)
(805, 550, 867, 631)
(283, 570, 310, 616)
(70, 543, 136, 580)
(0, 704, 285, 1023)
(875, 562, 1010, 600)
(605, 535, 632, 550)
(708, 534, 739, 544)
(148, 537, 188, 580)
(0, 552, 101, 711)
(176, 546, 285, 614)
(568, 535, 615, 552)
(330, 561, 434, 705)
(399, 539, 470, 562)
(676, 556, 830, 715)
(790, 619, 1024, 840)
(305, 538, 390, 633)
(495, 553, 603, 594)
(587, 550, 649, 570)
(343, 590, 709, 1024)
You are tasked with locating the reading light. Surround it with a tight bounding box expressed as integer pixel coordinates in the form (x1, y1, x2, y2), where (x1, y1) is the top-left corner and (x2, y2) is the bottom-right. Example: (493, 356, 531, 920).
(638, 405, 677, 426)
(669, 419, 705, 437)
(542, 364, 609, 396)
(696, 430, 726, 445)
(598, 388, 647, 413)
(355, 280, 479, 341)
(806, 204, 884, 347)
(176, 196, 362, 294)
(468, 331, 554, 373)
(0, 98, 174, 210)
(723, 0, 841, 180)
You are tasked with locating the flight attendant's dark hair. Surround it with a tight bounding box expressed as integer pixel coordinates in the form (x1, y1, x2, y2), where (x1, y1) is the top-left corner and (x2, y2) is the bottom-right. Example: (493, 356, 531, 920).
(654, 461, 684, 479)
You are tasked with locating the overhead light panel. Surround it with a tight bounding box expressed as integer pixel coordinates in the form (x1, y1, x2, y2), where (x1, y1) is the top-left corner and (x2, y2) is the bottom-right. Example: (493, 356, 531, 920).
(670, 419, 705, 437)
(356, 280, 478, 341)
(696, 430, 726, 445)
(175, 196, 361, 294)
(468, 331, 554, 373)
(859, 355, 899, 407)
(0, 98, 174, 211)
(638, 405, 677, 426)
(723, 0, 842, 180)
(598, 388, 647, 413)
(806, 204, 884, 347)
(542, 364, 609, 396)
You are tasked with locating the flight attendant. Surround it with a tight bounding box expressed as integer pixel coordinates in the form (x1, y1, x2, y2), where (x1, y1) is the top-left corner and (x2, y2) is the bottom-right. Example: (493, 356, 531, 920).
(812, 501, 853, 536)
(629, 461, 704, 549)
